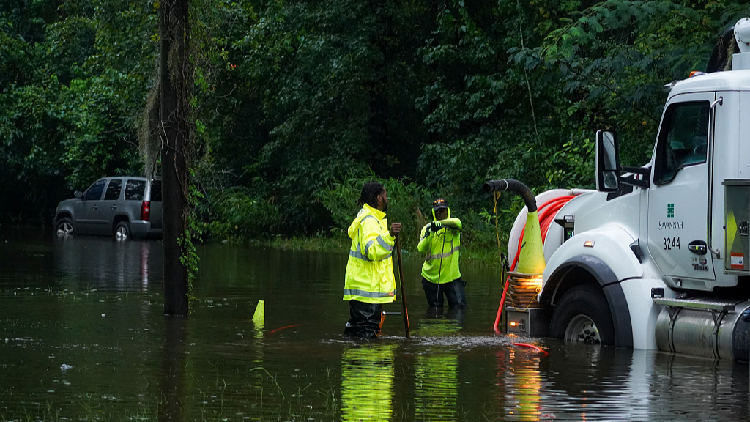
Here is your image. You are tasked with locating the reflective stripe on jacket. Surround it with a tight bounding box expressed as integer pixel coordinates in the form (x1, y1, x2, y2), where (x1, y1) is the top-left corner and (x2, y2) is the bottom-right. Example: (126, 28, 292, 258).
(417, 216, 462, 284)
(343, 204, 397, 303)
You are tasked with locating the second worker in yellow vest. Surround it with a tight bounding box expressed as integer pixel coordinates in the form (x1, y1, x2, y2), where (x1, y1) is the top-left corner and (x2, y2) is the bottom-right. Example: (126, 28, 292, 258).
(417, 198, 466, 308)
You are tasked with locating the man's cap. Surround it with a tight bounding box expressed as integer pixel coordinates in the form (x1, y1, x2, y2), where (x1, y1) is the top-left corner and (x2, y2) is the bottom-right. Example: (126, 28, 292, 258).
(432, 198, 449, 210)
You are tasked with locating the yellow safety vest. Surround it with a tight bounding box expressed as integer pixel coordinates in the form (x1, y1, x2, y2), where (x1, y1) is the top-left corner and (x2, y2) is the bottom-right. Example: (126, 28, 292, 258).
(343, 204, 397, 303)
(418, 216, 462, 284)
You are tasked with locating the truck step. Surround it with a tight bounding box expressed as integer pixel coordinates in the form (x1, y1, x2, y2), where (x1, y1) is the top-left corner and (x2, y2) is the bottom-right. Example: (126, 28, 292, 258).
(653, 298, 737, 312)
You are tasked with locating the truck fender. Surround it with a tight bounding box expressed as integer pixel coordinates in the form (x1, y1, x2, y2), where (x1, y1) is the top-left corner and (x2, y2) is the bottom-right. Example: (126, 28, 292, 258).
(543, 254, 634, 347)
(542, 225, 642, 348)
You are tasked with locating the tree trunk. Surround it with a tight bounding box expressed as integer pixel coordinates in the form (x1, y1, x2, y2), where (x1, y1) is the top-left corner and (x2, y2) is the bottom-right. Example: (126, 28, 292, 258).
(158, 316, 187, 422)
(160, 0, 190, 315)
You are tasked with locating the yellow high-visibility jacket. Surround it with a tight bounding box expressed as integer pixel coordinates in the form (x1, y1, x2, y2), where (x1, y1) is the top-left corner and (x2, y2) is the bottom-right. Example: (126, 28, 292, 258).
(343, 204, 397, 303)
(417, 215, 462, 284)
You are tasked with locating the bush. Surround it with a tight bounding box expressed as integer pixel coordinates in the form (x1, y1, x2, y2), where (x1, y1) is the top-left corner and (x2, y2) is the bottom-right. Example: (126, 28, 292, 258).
(203, 188, 282, 240)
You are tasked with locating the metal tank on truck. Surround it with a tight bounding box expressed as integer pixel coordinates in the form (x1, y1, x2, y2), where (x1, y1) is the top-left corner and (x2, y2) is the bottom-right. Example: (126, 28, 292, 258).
(486, 18, 750, 360)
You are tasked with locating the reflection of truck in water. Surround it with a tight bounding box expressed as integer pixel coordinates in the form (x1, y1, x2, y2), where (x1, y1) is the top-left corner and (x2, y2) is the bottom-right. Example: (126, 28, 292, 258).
(489, 18, 750, 360)
(54, 236, 162, 292)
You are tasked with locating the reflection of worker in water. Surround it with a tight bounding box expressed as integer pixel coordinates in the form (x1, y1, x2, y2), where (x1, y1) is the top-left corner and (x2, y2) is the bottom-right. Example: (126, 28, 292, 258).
(418, 198, 465, 308)
(343, 181, 402, 338)
(415, 352, 458, 420)
(341, 344, 396, 421)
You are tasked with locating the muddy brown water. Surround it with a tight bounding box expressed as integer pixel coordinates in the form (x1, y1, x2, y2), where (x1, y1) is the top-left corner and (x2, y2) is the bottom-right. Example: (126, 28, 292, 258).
(0, 229, 747, 421)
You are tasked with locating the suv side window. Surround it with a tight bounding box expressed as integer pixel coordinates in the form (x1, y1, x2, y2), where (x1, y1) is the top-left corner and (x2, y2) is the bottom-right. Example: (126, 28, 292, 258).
(125, 179, 146, 200)
(84, 179, 106, 201)
(653, 101, 710, 185)
(104, 179, 123, 200)
(150, 181, 162, 201)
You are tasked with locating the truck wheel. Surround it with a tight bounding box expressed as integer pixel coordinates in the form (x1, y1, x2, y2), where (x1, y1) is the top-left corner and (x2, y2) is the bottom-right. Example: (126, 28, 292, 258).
(55, 218, 74, 236)
(114, 221, 131, 241)
(550, 285, 615, 346)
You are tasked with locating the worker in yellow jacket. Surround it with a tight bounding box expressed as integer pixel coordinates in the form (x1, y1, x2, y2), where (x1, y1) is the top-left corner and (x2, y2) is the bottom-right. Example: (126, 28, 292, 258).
(417, 198, 465, 308)
(343, 181, 401, 338)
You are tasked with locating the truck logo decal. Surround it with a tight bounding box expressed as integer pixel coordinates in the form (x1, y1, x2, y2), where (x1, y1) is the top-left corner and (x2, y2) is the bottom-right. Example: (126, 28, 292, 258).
(691, 257, 708, 271)
(658, 221, 683, 230)
(667, 203, 674, 218)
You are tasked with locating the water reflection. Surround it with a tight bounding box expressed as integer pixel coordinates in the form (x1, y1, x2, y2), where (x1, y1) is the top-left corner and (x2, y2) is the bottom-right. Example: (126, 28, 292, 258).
(53, 236, 162, 292)
(341, 344, 396, 421)
(489, 347, 542, 421)
(415, 351, 458, 420)
(541, 345, 749, 420)
(650, 352, 749, 420)
(413, 307, 464, 337)
(543, 345, 642, 420)
(506, 349, 542, 421)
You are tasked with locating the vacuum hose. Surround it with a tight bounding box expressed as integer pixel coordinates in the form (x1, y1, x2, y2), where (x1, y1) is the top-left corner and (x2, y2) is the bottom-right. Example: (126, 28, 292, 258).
(484, 179, 561, 333)
(483, 179, 537, 212)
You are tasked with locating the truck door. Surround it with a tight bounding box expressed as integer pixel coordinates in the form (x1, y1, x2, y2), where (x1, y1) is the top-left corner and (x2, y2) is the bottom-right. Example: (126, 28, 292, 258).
(647, 92, 716, 283)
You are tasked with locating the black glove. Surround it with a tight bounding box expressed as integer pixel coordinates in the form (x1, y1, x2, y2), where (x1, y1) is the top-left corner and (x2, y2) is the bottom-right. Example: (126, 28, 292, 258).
(430, 221, 443, 232)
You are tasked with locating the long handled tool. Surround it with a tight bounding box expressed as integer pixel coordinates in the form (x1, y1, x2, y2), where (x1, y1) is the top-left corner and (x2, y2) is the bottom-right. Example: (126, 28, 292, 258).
(395, 234, 410, 338)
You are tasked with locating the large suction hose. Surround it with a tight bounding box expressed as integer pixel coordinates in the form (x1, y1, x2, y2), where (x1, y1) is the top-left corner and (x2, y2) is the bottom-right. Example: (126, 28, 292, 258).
(484, 179, 545, 275)
(484, 179, 538, 212)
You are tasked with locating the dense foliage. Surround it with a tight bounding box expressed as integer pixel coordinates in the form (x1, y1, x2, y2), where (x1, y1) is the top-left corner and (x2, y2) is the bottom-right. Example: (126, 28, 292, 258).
(1, 0, 748, 249)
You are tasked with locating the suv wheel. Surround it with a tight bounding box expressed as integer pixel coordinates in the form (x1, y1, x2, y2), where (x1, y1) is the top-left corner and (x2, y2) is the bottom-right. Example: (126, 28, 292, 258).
(55, 218, 74, 236)
(115, 221, 131, 241)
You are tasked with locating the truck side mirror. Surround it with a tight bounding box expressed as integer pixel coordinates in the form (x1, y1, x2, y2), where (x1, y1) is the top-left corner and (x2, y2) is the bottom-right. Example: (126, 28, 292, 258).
(595, 130, 620, 192)
(74, 190, 83, 199)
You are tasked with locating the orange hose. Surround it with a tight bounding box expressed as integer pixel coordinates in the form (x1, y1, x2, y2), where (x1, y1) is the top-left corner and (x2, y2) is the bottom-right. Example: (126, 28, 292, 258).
(512, 342, 550, 356)
(493, 195, 576, 333)
(268, 324, 302, 334)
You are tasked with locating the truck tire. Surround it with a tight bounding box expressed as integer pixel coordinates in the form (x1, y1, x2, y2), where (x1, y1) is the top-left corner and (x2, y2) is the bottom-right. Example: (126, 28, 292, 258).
(550, 285, 616, 346)
(55, 218, 74, 236)
(114, 221, 131, 241)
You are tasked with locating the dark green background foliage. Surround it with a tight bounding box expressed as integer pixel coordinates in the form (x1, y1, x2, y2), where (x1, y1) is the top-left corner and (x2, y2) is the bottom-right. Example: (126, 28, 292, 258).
(1, 0, 748, 250)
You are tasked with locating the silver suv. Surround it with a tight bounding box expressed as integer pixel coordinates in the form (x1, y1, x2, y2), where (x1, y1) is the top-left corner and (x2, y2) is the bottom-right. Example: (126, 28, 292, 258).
(54, 177, 163, 240)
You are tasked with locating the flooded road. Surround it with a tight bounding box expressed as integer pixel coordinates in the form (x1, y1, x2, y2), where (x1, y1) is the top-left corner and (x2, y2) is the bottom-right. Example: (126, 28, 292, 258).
(0, 229, 747, 421)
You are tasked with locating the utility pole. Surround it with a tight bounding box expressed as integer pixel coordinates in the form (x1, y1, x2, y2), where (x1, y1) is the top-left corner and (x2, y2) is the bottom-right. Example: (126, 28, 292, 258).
(159, 0, 190, 315)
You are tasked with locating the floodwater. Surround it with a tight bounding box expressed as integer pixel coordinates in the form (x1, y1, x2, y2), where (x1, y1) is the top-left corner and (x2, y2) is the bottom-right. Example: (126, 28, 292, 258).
(0, 229, 747, 422)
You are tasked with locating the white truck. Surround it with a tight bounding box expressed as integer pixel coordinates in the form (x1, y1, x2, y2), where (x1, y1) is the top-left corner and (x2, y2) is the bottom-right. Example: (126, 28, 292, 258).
(486, 18, 750, 360)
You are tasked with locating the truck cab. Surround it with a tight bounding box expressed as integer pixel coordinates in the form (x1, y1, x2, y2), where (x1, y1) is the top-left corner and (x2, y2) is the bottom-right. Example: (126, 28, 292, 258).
(499, 18, 750, 360)
(588, 70, 750, 293)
